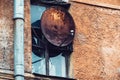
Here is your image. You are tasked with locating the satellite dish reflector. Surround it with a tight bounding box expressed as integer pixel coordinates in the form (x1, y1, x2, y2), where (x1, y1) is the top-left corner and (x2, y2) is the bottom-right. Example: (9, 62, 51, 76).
(41, 6, 75, 47)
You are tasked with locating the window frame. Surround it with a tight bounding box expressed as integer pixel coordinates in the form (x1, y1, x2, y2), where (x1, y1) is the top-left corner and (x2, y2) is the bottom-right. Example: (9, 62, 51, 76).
(31, 0, 74, 78)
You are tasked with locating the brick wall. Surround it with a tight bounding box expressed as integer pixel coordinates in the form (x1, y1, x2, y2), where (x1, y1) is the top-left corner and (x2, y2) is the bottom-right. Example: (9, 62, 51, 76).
(70, 1, 120, 80)
(0, 0, 31, 72)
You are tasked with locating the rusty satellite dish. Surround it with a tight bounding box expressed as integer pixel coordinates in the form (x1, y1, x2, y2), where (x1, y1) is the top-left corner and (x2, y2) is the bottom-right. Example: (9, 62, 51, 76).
(41, 6, 75, 47)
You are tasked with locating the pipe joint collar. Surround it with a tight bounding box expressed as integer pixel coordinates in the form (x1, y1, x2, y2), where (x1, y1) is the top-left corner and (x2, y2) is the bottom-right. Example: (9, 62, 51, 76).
(14, 65, 24, 76)
(14, 0, 24, 19)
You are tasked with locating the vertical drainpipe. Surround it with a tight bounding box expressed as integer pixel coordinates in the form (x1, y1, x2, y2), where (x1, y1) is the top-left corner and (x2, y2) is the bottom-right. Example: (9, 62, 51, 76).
(13, 0, 24, 80)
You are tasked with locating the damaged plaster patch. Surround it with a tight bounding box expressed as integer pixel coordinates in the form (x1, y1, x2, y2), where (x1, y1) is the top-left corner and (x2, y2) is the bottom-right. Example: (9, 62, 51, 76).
(76, 33, 87, 45)
(101, 46, 116, 55)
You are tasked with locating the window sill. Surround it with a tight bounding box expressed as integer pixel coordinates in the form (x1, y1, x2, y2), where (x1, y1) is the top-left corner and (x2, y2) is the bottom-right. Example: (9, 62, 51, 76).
(33, 73, 76, 80)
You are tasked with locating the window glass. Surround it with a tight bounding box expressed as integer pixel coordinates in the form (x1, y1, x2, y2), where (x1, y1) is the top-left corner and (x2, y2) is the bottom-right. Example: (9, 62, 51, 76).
(31, 5, 46, 23)
(31, 5, 46, 74)
(32, 51, 46, 74)
(49, 53, 66, 77)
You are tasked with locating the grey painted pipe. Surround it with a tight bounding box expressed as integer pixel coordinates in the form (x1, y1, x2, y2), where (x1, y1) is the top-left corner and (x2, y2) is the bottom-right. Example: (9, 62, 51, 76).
(13, 0, 24, 80)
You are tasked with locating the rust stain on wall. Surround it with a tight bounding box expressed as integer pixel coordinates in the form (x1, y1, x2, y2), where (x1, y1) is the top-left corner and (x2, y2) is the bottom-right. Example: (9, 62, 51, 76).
(70, 2, 120, 80)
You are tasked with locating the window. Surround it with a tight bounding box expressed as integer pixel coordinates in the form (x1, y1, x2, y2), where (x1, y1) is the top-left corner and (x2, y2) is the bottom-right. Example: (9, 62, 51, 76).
(31, 4, 46, 75)
(31, 1, 73, 78)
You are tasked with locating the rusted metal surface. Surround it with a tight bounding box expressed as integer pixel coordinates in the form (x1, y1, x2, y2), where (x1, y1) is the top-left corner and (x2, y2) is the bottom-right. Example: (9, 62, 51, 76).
(41, 6, 75, 47)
